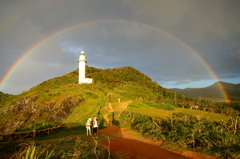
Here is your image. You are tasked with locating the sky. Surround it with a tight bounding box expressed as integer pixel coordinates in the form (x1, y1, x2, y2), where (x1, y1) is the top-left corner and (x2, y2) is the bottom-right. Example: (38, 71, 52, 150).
(0, 0, 240, 95)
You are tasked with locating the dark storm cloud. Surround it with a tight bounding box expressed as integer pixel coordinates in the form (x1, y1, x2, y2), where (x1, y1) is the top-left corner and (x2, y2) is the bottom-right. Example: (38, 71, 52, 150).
(0, 0, 240, 94)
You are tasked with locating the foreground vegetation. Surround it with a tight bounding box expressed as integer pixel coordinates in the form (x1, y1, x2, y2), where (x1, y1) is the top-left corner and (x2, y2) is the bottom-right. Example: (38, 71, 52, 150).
(1, 125, 112, 159)
(5, 109, 237, 158)
(114, 111, 240, 159)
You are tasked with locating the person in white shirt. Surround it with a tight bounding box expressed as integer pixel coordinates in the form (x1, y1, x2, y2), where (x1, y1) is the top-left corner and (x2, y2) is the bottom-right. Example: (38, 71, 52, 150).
(92, 117, 99, 138)
(85, 118, 92, 136)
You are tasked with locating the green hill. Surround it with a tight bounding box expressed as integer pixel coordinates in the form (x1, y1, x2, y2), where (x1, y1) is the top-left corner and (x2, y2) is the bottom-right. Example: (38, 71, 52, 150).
(170, 81, 240, 101)
(0, 92, 15, 108)
(0, 66, 236, 134)
(0, 66, 180, 133)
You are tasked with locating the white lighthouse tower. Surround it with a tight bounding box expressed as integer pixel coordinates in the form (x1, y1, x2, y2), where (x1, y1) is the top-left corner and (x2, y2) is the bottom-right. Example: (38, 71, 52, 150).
(78, 51, 92, 84)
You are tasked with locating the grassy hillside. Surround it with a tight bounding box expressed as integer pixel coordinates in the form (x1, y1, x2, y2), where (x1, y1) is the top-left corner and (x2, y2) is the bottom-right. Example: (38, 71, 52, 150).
(0, 92, 16, 108)
(0, 66, 236, 134)
(0, 66, 176, 133)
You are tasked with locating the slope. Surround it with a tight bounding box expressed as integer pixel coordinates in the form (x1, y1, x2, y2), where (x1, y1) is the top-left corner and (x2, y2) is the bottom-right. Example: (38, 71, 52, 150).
(170, 81, 240, 101)
(0, 66, 178, 133)
(0, 66, 232, 134)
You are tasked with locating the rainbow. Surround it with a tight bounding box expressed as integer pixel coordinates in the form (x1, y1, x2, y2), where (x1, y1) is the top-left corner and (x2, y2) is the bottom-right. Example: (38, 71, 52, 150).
(0, 19, 230, 101)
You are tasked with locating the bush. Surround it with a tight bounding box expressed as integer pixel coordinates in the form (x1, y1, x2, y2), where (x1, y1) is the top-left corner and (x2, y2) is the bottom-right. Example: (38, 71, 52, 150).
(11, 137, 113, 159)
(15, 122, 60, 132)
(143, 100, 176, 110)
(117, 111, 240, 158)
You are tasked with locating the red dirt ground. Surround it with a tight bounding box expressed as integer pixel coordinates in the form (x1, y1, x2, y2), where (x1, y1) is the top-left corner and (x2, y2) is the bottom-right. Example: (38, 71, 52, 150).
(99, 125, 217, 159)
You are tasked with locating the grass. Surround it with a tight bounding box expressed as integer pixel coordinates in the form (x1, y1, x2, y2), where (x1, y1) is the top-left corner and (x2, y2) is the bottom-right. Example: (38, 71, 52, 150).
(174, 108, 230, 121)
(35, 126, 86, 140)
(128, 101, 229, 121)
(64, 99, 100, 124)
(1, 126, 111, 158)
(0, 97, 232, 158)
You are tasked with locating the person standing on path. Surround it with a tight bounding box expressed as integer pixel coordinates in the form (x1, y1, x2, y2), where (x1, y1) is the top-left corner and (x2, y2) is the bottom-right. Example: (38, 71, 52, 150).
(85, 118, 92, 136)
(92, 117, 99, 138)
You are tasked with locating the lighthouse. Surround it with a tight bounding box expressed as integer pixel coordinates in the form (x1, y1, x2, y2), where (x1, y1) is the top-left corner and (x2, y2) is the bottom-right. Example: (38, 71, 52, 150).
(77, 51, 92, 84)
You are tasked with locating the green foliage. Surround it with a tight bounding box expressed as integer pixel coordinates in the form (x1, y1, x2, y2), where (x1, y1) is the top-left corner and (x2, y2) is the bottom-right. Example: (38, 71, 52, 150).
(128, 101, 147, 110)
(143, 100, 176, 110)
(15, 122, 60, 132)
(11, 143, 54, 159)
(18, 66, 184, 123)
(0, 92, 15, 108)
(86, 66, 152, 86)
(10, 137, 112, 159)
(0, 113, 4, 120)
(117, 111, 240, 158)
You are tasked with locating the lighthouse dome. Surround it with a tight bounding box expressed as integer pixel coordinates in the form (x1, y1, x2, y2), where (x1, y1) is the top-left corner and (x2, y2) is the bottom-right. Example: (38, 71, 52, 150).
(80, 50, 85, 55)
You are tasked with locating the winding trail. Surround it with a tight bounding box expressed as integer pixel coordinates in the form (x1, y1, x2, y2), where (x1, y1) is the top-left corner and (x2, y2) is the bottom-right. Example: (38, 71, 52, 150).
(100, 125, 189, 159)
(99, 125, 216, 159)
(100, 94, 216, 159)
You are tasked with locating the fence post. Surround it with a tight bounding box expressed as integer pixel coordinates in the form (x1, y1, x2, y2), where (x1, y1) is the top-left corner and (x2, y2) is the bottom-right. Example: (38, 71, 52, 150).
(33, 129, 36, 138)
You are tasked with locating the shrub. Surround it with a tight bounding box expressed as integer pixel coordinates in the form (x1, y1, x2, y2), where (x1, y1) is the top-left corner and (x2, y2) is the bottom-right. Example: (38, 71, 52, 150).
(15, 122, 60, 132)
(117, 111, 240, 158)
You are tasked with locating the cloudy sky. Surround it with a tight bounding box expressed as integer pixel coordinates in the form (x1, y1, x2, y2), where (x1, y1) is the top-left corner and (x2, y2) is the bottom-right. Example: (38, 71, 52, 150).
(0, 0, 240, 95)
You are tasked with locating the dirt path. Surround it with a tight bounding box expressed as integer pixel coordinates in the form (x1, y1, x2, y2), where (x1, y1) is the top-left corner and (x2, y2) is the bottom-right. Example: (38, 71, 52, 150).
(103, 93, 132, 125)
(99, 125, 189, 159)
(100, 98, 185, 159)
(99, 125, 217, 159)
(113, 101, 133, 111)
(101, 97, 188, 158)
(100, 95, 216, 159)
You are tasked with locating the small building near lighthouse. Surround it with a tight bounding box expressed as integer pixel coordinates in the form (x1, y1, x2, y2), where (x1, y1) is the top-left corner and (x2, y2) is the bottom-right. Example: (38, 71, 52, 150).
(77, 51, 92, 84)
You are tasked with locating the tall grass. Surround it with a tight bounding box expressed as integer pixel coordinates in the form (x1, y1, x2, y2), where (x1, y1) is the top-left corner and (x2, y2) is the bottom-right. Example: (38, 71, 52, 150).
(11, 142, 54, 159)
(128, 100, 229, 121)
(8, 129, 112, 159)
(116, 111, 240, 159)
